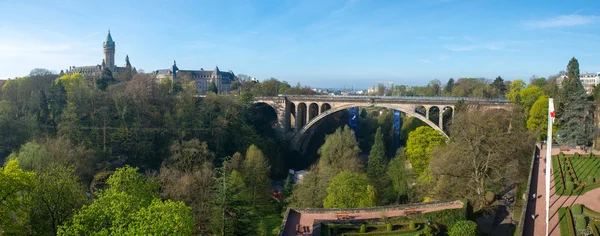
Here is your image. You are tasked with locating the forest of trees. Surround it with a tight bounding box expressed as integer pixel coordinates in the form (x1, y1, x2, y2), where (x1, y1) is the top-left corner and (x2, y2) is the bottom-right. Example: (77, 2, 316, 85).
(1, 56, 598, 235)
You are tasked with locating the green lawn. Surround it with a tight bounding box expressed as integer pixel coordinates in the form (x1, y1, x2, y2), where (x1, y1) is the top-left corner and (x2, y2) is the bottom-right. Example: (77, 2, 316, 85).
(558, 207, 571, 236)
(553, 155, 600, 196)
(571, 158, 600, 183)
(552, 155, 565, 195)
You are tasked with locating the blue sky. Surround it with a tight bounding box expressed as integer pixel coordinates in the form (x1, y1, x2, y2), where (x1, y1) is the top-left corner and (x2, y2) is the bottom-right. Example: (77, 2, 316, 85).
(1, 0, 599, 88)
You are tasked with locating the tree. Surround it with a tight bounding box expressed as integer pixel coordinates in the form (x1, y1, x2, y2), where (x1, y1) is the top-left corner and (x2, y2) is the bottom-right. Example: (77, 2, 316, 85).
(527, 95, 553, 140)
(0, 159, 35, 235)
(519, 85, 544, 113)
(96, 67, 115, 91)
(59, 166, 193, 234)
(30, 164, 88, 235)
(165, 139, 214, 173)
(429, 110, 532, 209)
(557, 57, 595, 145)
(241, 144, 271, 208)
(367, 128, 388, 201)
(209, 81, 218, 94)
(323, 171, 376, 208)
(317, 126, 362, 173)
(444, 78, 455, 95)
(387, 148, 410, 203)
(448, 220, 479, 236)
(8, 141, 53, 172)
(506, 80, 525, 103)
(530, 76, 547, 88)
(289, 165, 329, 208)
(491, 76, 506, 98)
(211, 168, 254, 236)
(30, 68, 55, 77)
(56, 73, 85, 94)
(405, 126, 446, 178)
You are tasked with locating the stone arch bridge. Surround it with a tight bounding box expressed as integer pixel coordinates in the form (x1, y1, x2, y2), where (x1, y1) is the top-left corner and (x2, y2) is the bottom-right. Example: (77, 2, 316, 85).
(254, 95, 511, 152)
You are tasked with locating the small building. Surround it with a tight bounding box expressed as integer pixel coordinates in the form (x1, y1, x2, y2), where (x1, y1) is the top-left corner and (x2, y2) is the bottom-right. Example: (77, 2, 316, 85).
(557, 72, 600, 94)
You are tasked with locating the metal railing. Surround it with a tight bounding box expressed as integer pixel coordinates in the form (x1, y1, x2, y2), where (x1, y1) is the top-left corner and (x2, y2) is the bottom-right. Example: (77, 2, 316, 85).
(255, 94, 509, 103)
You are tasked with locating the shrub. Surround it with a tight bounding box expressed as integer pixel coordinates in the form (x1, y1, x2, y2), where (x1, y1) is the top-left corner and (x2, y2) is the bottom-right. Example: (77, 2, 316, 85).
(559, 152, 565, 158)
(485, 191, 495, 204)
(567, 175, 573, 182)
(595, 173, 600, 181)
(589, 176, 595, 184)
(409, 221, 416, 229)
(448, 220, 479, 236)
(574, 153, 580, 158)
(575, 216, 587, 231)
(387, 223, 392, 232)
(360, 224, 366, 233)
(572, 204, 583, 215)
(566, 181, 574, 192)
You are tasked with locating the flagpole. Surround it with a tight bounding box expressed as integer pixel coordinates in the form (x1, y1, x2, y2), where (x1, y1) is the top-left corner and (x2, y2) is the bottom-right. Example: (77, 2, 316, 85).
(546, 98, 554, 236)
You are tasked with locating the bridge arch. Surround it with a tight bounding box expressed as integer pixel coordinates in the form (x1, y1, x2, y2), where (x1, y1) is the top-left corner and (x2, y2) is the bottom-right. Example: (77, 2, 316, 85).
(292, 103, 449, 151)
(250, 102, 279, 129)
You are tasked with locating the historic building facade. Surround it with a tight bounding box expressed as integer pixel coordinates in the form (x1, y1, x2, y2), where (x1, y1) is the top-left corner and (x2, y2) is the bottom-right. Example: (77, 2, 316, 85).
(64, 31, 132, 76)
(154, 61, 236, 94)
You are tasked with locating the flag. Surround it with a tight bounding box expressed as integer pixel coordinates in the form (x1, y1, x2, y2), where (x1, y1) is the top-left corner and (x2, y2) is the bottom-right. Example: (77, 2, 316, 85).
(545, 98, 554, 236)
(549, 99, 555, 124)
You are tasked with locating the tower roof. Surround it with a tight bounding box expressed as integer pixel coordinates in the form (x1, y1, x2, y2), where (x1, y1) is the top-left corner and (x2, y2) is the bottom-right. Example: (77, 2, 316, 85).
(104, 30, 115, 45)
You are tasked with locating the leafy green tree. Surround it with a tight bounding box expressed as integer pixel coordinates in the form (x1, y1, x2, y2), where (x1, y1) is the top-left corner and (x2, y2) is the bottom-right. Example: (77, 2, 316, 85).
(367, 127, 388, 201)
(519, 85, 544, 113)
(289, 165, 329, 208)
(317, 126, 362, 173)
(323, 171, 376, 208)
(448, 220, 479, 236)
(56, 73, 85, 94)
(30, 164, 88, 235)
(429, 110, 532, 209)
(212, 168, 254, 236)
(0, 159, 35, 235)
(530, 76, 547, 88)
(405, 126, 445, 178)
(444, 78, 455, 95)
(59, 166, 192, 235)
(209, 81, 218, 94)
(96, 68, 115, 91)
(388, 148, 410, 203)
(491, 76, 506, 98)
(506, 79, 525, 103)
(125, 199, 195, 235)
(241, 144, 271, 208)
(8, 141, 52, 171)
(557, 57, 595, 145)
(527, 95, 555, 140)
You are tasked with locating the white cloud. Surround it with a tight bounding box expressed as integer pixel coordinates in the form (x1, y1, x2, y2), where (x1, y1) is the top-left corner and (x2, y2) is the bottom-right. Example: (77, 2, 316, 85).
(523, 14, 599, 29)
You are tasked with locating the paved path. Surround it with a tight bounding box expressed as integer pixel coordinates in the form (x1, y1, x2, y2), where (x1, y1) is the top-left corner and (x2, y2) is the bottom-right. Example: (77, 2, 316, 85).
(525, 146, 600, 236)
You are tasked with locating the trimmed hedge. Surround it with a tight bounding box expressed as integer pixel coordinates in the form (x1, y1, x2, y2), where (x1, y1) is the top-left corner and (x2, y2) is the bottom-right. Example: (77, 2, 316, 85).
(566, 208, 576, 236)
(589, 176, 596, 184)
(574, 152, 580, 158)
(409, 221, 415, 229)
(575, 216, 587, 231)
(342, 224, 422, 236)
(448, 220, 479, 236)
(360, 224, 366, 233)
(386, 223, 392, 232)
(584, 206, 600, 219)
(566, 181, 574, 192)
(591, 222, 600, 236)
(572, 204, 583, 215)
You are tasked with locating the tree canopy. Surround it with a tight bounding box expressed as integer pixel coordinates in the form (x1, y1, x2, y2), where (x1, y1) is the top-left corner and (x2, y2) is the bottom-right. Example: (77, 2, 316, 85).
(323, 171, 376, 208)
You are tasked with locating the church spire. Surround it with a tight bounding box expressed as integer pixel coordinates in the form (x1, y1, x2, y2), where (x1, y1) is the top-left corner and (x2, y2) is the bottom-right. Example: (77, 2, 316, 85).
(125, 55, 131, 67)
(104, 30, 115, 45)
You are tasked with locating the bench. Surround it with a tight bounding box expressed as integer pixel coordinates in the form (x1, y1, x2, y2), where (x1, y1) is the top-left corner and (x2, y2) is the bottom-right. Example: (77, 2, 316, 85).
(336, 212, 350, 220)
(405, 208, 421, 215)
(296, 224, 302, 233)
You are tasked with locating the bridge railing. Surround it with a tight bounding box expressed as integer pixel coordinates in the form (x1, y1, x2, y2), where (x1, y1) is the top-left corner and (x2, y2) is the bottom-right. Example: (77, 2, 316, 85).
(255, 94, 508, 103)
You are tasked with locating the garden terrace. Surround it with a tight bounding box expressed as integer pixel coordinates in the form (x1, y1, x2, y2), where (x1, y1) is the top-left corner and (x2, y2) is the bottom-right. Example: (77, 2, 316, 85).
(558, 204, 600, 236)
(553, 152, 600, 196)
(278, 200, 465, 236)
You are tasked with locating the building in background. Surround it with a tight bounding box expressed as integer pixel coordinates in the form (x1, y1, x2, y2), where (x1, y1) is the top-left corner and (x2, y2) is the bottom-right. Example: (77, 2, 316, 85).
(154, 61, 236, 94)
(557, 72, 600, 94)
(64, 31, 133, 76)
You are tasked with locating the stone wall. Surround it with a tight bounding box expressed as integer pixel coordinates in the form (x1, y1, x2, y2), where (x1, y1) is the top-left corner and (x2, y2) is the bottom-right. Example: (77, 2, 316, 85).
(518, 144, 539, 236)
(277, 200, 464, 236)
